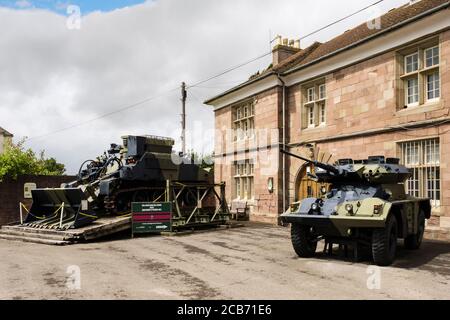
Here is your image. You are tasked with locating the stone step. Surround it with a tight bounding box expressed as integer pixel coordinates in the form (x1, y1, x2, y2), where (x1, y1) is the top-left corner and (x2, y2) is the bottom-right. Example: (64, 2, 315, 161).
(0, 229, 68, 241)
(0, 233, 71, 246)
(2, 225, 71, 238)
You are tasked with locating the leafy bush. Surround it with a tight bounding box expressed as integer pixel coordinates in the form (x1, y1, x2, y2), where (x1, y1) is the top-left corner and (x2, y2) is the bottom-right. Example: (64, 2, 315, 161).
(0, 139, 66, 181)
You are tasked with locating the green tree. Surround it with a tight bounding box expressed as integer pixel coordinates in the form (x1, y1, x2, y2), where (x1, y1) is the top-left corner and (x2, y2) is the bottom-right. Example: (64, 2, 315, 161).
(0, 139, 66, 181)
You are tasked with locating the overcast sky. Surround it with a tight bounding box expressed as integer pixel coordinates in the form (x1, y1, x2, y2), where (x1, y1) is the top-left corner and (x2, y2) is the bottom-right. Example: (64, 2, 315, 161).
(0, 0, 408, 173)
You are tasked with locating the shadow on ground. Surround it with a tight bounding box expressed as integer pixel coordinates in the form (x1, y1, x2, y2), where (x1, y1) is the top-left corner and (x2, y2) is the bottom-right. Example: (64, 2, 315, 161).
(306, 240, 450, 276)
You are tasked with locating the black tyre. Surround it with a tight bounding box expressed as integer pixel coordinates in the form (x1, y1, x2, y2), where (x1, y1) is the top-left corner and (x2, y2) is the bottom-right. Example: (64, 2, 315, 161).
(372, 214, 398, 266)
(404, 210, 426, 250)
(291, 223, 317, 258)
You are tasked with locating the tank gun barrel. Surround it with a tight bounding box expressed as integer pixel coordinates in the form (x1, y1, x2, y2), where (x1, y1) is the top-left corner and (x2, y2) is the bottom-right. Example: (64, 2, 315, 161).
(281, 149, 340, 175)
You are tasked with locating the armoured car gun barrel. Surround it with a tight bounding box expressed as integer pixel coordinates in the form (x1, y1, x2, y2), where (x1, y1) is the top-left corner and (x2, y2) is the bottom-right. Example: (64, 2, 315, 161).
(281, 149, 340, 175)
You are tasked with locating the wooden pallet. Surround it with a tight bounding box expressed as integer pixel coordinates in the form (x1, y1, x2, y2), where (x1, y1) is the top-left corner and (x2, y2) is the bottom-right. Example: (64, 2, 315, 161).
(0, 217, 243, 244)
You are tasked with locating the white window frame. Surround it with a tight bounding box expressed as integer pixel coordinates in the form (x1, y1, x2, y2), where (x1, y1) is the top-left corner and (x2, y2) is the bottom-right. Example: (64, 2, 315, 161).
(400, 43, 440, 109)
(426, 71, 440, 102)
(234, 160, 255, 200)
(405, 77, 419, 107)
(307, 104, 315, 128)
(404, 52, 419, 74)
(307, 87, 315, 103)
(319, 84, 326, 100)
(319, 102, 326, 125)
(400, 139, 440, 208)
(424, 45, 439, 68)
(233, 102, 255, 141)
(303, 82, 326, 129)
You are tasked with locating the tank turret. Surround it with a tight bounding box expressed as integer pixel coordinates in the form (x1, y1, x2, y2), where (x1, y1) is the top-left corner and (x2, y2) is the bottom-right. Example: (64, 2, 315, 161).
(281, 150, 411, 184)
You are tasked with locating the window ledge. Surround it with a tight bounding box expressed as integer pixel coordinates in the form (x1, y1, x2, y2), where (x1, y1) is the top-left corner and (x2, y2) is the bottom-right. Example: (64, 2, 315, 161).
(400, 71, 419, 79)
(302, 125, 327, 133)
(233, 137, 256, 143)
(396, 99, 442, 115)
(420, 64, 440, 74)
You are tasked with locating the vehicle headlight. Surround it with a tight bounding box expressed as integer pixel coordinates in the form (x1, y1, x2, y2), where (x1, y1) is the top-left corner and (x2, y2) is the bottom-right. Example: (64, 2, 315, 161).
(345, 203, 354, 213)
(311, 203, 319, 211)
(321, 186, 327, 195)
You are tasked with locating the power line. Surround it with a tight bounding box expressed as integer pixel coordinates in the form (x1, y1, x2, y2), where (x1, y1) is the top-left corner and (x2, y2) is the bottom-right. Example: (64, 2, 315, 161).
(187, 51, 272, 89)
(25, 0, 386, 141)
(189, 0, 385, 90)
(26, 88, 179, 141)
(299, 0, 385, 41)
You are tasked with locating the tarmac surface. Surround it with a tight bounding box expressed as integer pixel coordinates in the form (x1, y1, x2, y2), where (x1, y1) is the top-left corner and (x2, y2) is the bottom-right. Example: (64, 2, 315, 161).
(1, 222, 450, 300)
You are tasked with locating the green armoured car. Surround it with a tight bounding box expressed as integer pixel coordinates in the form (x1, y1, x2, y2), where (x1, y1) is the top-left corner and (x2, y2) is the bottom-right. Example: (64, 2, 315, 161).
(281, 150, 431, 266)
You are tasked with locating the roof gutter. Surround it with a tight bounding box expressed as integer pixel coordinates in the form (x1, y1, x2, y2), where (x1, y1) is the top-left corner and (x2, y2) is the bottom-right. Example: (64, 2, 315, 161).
(204, 71, 275, 105)
(283, 1, 450, 76)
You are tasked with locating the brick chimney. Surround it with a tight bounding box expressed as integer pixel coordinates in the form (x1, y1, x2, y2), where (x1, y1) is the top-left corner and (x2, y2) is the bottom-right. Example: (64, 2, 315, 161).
(272, 35, 301, 66)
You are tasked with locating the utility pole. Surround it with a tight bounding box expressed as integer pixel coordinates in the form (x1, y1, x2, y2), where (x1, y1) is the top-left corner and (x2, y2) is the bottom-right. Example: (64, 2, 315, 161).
(181, 82, 187, 156)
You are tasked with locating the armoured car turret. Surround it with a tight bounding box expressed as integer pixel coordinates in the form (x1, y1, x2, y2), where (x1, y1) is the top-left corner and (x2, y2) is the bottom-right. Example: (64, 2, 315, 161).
(281, 150, 431, 266)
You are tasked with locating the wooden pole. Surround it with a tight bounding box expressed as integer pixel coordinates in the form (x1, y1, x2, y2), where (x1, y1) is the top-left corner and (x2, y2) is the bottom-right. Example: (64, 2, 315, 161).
(19, 203, 23, 225)
(181, 82, 187, 156)
(59, 202, 65, 229)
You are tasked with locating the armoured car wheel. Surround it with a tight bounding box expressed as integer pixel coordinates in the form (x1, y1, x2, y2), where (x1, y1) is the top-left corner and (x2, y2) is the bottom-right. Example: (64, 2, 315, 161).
(291, 223, 317, 258)
(372, 214, 398, 266)
(404, 210, 426, 250)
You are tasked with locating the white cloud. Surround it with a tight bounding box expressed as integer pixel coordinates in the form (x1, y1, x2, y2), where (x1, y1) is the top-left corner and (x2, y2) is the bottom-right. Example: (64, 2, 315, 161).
(0, 0, 407, 173)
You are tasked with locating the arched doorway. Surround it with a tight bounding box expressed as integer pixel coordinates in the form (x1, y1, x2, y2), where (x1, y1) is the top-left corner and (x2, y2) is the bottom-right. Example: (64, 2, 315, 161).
(296, 164, 330, 201)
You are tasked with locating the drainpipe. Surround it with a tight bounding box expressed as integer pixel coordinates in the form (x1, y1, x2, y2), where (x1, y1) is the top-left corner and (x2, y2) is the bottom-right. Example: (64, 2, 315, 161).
(276, 73, 287, 220)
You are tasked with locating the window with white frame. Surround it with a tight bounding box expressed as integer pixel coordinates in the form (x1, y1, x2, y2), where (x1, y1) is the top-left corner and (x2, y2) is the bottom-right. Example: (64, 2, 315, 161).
(406, 78, 419, 105)
(399, 138, 440, 208)
(303, 81, 326, 129)
(319, 101, 326, 125)
(427, 72, 440, 101)
(405, 52, 419, 74)
(400, 42, 440, 108)
(234, 160, 254, 199)
(308, 105, 314, 127)
(425, 46, 439, 68)
(307, 87, 315, 102)
(233, 102, 254, 141)
(319, 84, 326, 100)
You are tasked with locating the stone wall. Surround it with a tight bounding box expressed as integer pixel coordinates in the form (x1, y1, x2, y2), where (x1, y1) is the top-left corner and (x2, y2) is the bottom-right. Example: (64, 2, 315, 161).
(0, 175, 76, 226)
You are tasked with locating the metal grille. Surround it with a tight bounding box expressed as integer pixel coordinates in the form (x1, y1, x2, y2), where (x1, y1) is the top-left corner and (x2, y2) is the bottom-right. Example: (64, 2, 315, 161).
(400, 138, 440, 207)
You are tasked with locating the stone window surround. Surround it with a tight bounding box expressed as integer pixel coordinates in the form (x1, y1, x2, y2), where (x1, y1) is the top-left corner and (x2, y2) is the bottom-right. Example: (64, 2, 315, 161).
(232, 100, 255, 142)
(396, 36, 441, 110)
(398, 137, 441, 210)
(233, 160, 255, 200)
(301, 79, 326, 130)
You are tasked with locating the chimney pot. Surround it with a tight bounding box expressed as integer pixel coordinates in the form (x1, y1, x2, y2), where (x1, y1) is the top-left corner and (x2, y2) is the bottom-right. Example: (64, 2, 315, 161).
(275, 35, 282, 46)
(272, 35, 302, 67)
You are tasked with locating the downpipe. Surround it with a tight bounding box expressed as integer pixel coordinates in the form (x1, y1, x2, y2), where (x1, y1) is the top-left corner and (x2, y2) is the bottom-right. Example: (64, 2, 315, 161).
(276, 73, 287, 225)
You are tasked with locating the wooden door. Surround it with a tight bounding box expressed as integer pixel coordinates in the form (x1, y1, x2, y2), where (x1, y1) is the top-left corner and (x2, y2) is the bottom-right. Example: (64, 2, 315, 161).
(297, 164, 330, 200)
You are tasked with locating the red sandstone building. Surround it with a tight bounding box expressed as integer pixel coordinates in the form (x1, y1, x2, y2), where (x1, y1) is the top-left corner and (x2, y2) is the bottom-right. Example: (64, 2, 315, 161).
(205, 0, 450, 238)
